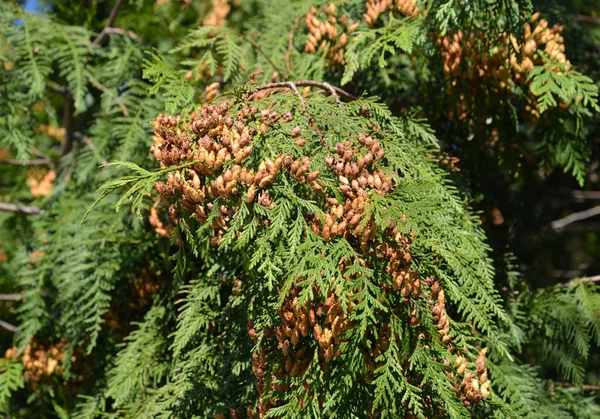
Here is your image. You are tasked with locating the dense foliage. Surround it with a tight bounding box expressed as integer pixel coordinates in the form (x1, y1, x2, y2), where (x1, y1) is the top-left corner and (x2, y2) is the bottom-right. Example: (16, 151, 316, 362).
(0, 0, 599, 417)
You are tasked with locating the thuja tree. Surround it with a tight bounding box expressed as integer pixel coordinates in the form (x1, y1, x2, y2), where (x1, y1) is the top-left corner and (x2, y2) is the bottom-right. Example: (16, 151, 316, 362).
(0, 0, 599, 417)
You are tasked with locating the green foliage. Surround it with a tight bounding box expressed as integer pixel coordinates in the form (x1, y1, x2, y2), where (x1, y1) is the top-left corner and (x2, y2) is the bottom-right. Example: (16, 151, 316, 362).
(0, 0, 598, 417)
(0, 358, 24, 413)
(529, 58, 600, 114)
(342, 17, 420, 85)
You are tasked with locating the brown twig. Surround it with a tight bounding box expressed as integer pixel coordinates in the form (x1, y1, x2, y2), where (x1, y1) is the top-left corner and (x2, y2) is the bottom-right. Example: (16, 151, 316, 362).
(551, 206, 600, 231)
(568, 190, 600, 200)
(29, 146, 52, 161)
(573, 15, 600, 25)
(103, 27, 142, 43)
(88, 75, 130, 116)
(0, 158, 51, 166)
(565, 275, 600, 287)
(92, 0, 126, 45)
(252, 80, 356, 148)
(0, 320, 17, 333)
(0, 202, 45, 215)
(287, 82, 306, 111)
(256, 80, 357, 102)
(259, 81, 329, 149)
(321, 82, 342, 106)
(0, 294, 23, 301)
(552, 381, 600, 391)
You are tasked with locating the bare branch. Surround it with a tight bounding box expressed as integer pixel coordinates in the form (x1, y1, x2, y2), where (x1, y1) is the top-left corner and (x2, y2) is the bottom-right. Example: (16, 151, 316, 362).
(29, 146, 52, 161)
(103, 27, 142, 43)
(0, 294, 23, 301)
(88, 75, 130, 116)
(256, 80, 357, 102)
(552, 381, 600, 391)
(551, 206, 600, 231)
(0, 320, 17, 333)
(573, 14, 600, 25)
(92, 0, 126, 45)
(287, 82, 306, 111)
(0, 158, 51, 166)
(0, 202, 45, 215)
(568, 190, 600, 200)
(565, 275, 600, 287)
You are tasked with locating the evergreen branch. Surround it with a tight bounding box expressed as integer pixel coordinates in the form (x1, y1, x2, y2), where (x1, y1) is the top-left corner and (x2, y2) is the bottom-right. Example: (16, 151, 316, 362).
(0, 358, 24, 408)
(81, 160, 204, 222)
(551, 206, 600, 231)
(0, 202, 44, 215)
(92, 0, 126, 45)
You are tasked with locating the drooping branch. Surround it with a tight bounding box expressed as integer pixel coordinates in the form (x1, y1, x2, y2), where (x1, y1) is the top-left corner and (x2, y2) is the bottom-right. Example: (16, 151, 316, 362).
(92, 0, 126, 45)
(0, 202, 45, 215)
(551, 206, 600, 231)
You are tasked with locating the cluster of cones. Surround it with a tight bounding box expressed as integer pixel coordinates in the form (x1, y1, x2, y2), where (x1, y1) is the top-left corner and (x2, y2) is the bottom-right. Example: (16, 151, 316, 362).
(247, 284, 352, 417)
(305, 4, 358, 67)
(304, 1, 419, 66)
(149, 90, 493, 416)
(439, 12, 572, 124)
(4, 343, 72, 392)
(453, 348, 491, 405)
(363, 0, 419, 26)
